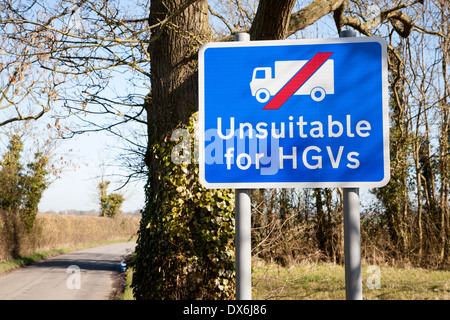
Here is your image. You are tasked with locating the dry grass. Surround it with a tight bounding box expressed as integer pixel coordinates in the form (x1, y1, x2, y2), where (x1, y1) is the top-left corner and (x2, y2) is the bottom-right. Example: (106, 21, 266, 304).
(0, 212, 140, 263)
(252, 260, 450, 300)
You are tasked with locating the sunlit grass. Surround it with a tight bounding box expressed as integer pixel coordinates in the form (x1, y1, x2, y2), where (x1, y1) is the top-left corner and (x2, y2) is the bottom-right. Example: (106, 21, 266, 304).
(120, 268, 135, 300)
(252, 261, 450, 300)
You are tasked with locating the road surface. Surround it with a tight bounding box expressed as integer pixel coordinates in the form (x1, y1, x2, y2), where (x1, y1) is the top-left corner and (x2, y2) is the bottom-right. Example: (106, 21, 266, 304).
(0, 241, 136, 300)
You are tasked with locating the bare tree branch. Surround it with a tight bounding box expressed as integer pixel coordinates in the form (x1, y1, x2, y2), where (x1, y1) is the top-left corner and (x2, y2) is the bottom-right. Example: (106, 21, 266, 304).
(287, 0, 346, 37)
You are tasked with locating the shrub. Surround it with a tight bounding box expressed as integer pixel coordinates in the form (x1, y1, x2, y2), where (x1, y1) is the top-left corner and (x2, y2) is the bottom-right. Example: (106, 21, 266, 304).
(0, 135, 49, 230)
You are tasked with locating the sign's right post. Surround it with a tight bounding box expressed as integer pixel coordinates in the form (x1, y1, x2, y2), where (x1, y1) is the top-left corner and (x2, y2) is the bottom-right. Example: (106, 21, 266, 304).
(340, 29, 362, 300)
(343, 187, 362, 300)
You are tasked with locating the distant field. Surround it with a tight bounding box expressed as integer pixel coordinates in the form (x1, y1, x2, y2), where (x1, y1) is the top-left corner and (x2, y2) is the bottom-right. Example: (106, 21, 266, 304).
(252, 261, 450, 300)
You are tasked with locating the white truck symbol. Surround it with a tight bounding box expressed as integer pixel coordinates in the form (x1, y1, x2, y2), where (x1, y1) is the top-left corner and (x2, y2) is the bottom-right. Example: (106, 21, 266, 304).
(250, 59, 334, 103)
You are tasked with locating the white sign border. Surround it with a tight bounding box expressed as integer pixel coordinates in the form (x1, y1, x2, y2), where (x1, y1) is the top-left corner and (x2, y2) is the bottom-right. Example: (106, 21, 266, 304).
(198, 37, 390, 189)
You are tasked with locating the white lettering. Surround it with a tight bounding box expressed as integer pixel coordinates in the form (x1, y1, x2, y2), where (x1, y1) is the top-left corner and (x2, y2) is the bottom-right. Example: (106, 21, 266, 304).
(303, 146, 322, 169)
(346, 115, 355, 137)
(237, 153, 252, 170)
(272, 122, 285, 138)
(279, 147, 297, 169)
(310, 121, 324, 138)
(216, 116, 371, 140)
(184, 304, 217, 317)
(255, 122, 268, 139)
(209, 116, 372, 174)
(356, 120, 371, 137)
(239, 122, 252, 139)
(255, 153, 264, 170)
(326, 146, 344, 168)
(217, 117, 234, 139)
(297, 116, 308, 138)
(347, 151, 360, 169)
(225, 148, 234, 169)
(328, 115, 343, 138)
(289, 116, 294, 138)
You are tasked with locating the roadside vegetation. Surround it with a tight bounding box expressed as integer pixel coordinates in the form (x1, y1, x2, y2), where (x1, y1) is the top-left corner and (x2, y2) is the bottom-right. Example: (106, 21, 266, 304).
(118, 260, 449, 300)
(0, 212, 139, 269)
(252, 261, 450, 300)
(120, 267, 136, 300)
(0, 131, 139, 273)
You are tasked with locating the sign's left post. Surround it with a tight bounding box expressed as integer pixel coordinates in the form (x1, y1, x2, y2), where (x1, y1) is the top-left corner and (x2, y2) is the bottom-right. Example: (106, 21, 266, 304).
(233, 32, 252, 301)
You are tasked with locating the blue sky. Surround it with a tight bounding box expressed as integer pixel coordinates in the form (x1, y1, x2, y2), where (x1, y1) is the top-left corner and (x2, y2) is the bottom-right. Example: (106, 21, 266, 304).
(38, 129, 146, 213)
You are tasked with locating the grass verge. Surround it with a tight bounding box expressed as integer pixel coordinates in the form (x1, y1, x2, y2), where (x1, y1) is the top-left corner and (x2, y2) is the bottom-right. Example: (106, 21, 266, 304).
(252, 261, 450, 300)
(120, 267, 135, 300)
(119, 260, 449, 300)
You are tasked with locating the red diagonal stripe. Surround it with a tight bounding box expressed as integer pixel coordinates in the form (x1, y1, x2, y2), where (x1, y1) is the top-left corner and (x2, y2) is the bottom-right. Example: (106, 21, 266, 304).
(263, 52, 333, 110)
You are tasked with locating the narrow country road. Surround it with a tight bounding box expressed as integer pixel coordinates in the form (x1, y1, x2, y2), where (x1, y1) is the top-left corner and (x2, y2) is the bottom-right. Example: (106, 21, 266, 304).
(0, 241, 136, 300)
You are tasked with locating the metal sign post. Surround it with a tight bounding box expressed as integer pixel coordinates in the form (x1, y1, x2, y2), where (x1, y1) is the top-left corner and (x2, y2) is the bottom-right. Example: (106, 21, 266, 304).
(343, 187, 362, 300)
(234, 32, 252, 300)
(341, 29, 363, 300)
(235, 188, 252, 300)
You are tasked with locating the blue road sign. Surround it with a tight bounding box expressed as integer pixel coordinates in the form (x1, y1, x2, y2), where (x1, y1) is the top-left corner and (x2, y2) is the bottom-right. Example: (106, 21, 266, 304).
(199, 37, 389, 188)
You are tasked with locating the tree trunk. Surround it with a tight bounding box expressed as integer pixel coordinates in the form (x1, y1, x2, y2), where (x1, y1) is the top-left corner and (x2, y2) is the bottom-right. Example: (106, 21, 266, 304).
(146, 0, 211, 151)
(439, 1, 450, 264)
(250, 0, 296, 40)
(133, 0, 217, 300)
